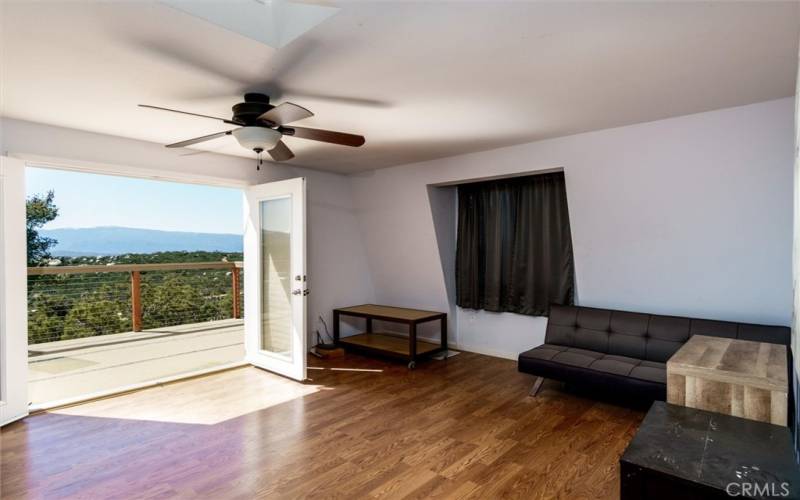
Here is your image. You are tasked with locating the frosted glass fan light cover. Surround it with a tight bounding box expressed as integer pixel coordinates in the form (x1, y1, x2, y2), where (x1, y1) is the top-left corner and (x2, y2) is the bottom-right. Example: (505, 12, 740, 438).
(233, 127, 281, 151)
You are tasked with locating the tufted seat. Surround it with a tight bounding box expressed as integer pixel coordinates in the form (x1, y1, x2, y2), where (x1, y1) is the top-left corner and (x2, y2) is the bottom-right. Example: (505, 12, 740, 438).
(521, 344, 666, 383)
(518, 305, 790, 402)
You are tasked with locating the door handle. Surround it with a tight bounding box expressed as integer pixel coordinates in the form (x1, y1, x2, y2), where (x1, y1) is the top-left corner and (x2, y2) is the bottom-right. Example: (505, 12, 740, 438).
(292, 289, 302, 296)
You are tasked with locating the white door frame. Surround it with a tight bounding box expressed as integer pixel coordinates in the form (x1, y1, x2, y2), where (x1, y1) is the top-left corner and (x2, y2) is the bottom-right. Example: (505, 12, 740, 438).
(244, 177, 307, 381)
(0, 156, 30, 425)
(13, 154, 251, 189)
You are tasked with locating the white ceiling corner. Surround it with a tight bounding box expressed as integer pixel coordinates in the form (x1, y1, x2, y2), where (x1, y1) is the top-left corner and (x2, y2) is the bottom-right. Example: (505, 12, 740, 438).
(158, 0, 339, 48)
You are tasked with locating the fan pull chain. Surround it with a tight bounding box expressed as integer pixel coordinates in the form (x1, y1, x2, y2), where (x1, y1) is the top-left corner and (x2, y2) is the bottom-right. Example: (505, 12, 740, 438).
(257, 151, 262, 171)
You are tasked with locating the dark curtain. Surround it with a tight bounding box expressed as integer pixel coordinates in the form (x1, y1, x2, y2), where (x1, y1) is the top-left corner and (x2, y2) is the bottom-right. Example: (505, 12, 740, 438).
(456, 171, 575, 316)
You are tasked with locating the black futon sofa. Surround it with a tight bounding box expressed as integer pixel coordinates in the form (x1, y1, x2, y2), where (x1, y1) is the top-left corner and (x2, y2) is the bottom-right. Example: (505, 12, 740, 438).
(518, 304, 790, 401)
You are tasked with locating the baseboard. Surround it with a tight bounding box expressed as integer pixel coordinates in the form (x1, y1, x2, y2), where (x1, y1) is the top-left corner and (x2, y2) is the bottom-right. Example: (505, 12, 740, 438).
(446, 342, 518, 361)
(342, 331, 520, 362)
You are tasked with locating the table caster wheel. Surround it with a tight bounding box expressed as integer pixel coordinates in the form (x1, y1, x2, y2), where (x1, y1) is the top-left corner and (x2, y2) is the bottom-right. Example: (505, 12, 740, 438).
(408, 361, 416, 369)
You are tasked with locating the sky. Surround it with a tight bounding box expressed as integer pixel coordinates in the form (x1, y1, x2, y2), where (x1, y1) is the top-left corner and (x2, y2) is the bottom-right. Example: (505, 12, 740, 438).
(26, 167, 244, 234)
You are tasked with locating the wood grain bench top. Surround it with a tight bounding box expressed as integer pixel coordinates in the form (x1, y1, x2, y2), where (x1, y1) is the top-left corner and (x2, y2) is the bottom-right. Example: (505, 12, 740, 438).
(667, 335, 787, 392)
(334, 304, 445, 322)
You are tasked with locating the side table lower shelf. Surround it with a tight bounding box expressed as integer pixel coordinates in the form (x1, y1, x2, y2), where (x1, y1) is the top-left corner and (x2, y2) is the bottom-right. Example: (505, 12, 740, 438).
(339, 332, 441, 359)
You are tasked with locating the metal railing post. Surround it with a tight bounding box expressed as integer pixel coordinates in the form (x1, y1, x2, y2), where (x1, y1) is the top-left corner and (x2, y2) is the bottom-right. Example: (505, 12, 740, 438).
(231, 266, 241, 319)
(131, 270, 142, 332)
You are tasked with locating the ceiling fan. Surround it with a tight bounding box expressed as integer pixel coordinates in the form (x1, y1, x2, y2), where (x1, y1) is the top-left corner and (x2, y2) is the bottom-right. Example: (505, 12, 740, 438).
(139, 93, 365, 169)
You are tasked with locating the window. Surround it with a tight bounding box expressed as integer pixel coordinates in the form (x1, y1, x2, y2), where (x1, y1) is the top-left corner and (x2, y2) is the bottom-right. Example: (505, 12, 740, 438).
(456, 171, 575, 316)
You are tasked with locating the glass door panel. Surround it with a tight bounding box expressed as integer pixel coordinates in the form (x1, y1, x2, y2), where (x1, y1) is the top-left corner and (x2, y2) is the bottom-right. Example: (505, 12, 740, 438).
(244, 177, 306, 381)
(260, 196, 292, 360)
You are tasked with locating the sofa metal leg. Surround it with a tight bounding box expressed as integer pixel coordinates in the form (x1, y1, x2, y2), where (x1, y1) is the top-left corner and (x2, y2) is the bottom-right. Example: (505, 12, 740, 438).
(529, 377, 544, 397)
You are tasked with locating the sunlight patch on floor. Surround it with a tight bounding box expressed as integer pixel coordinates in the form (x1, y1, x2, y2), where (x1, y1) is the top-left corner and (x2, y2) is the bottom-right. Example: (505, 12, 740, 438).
(308, 366, 384, 372)
(51, 366, 323, 425)
(30, 356, 99, 374)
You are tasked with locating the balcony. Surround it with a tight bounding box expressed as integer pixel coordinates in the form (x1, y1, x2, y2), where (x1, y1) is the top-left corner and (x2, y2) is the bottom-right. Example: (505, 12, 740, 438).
(27, 261, 245, 407)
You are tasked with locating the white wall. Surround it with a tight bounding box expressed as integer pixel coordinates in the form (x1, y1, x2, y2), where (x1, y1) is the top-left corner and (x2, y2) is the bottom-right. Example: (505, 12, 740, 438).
(350, 98, 795, 359)
(0, 118, 375, 346)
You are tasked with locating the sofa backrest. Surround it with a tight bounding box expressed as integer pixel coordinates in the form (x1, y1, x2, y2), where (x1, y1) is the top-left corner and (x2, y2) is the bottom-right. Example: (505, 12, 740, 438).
(545, 305, 790, 363)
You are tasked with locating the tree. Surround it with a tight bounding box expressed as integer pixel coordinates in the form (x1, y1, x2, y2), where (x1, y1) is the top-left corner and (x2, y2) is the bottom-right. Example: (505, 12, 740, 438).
(141, 275, 220, 329)
(27, 191, 59, 265)
(62, 295, 131, 340)
(28, 306, 65, 345)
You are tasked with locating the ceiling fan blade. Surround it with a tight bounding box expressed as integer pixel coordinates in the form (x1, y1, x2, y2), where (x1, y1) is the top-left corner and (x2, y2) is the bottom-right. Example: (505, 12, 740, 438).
(268, 140, 295, 162)
(283, 126, 365, 147)
(166, 130, 234, 148)
(257, 102, 314, 126)
(139, 104, 242, 125)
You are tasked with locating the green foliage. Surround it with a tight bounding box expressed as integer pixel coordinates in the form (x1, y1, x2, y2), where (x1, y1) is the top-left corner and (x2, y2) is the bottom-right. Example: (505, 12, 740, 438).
(26, 191, 59, 266)
(63, 293, 132, 340)
(28, 308, 64, 345)
(28, 251, 243, 345)
(141, 275, 220, 329)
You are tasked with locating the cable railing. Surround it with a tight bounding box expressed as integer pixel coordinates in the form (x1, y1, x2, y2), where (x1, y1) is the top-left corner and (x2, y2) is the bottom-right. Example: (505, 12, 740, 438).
(27, 262, 243, 345)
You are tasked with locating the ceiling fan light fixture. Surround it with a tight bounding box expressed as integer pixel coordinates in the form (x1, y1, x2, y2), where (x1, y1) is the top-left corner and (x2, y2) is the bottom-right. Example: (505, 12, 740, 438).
(142, 94, 366, 164)
(232, 126, 281, 152)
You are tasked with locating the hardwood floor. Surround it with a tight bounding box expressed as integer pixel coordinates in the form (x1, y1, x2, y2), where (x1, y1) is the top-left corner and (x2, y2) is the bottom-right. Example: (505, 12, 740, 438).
(1, 352, 645, 499)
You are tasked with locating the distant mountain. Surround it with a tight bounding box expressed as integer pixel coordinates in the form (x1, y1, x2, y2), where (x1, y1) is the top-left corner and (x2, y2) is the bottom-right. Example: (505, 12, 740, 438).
(42, 226, 243, 256)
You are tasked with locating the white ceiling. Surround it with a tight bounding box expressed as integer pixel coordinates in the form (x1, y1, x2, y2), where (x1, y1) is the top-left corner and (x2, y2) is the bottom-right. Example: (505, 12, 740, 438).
(1, 1, 798, 174)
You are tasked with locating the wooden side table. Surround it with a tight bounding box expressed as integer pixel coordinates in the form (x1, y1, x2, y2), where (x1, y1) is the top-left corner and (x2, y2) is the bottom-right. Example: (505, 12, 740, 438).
(333, 304, 447, 369)
(667, 335, 788, 425)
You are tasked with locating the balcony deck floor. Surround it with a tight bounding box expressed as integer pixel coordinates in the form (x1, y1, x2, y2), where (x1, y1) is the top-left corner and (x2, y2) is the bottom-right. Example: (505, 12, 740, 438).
(28, 319, 244, 407)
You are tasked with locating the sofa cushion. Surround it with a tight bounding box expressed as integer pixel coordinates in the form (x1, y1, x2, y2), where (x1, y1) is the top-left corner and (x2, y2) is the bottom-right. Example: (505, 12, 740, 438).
(519, 345, 666, 384)
(630, 361, 667, 384)
(551, 347, 603, 368)
(591, 354, 642, 377)
(519, 343, 566, 361)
